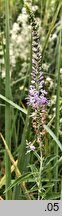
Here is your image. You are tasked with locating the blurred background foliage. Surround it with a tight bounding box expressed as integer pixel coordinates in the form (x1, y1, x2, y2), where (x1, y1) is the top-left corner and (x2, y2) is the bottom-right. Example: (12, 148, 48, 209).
(0, 0, 62, 199)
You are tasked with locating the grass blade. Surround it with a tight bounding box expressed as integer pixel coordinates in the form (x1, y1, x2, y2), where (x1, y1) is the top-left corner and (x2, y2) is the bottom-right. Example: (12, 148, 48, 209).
(44, 125, 62, 151)
(5, 0, 11, 200)
(54, 31, 61, 192)
(42, 2, 62, 61)
(4, 172, 32, 193)
(0, 94, 27, 114)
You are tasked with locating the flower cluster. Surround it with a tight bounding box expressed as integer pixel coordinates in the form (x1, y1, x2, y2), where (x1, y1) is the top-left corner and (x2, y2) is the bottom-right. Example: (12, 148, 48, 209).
(27, 18, 47, 112)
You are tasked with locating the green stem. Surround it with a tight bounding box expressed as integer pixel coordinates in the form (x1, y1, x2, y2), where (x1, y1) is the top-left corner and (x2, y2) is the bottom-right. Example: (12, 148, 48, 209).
(5, 0, 11, 200)
(37, 115, 43, 200)
(38, 149, 43, 200)
(54, 31, 61, 192)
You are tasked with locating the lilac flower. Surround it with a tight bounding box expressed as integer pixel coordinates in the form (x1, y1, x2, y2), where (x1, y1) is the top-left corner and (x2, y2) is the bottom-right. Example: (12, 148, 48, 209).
(26, 140, 35, 154)
(30, 145, 35, 151)
(39, 96, 47, 105)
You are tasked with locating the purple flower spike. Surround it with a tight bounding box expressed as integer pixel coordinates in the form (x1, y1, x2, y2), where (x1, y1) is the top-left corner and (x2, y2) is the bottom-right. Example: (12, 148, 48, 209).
(27, 16, 48, 113)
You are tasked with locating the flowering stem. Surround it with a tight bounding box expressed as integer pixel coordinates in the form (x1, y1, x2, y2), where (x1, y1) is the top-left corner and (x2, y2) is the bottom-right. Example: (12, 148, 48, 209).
(25, 1, 47, 199)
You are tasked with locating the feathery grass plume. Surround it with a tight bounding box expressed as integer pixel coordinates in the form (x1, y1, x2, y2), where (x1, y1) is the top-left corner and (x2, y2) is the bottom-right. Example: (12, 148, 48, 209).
(25, 3, 48, 139)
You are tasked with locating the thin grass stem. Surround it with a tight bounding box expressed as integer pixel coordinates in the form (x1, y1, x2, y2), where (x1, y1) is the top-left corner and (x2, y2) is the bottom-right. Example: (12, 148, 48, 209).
(5, 0, 11, 199)
(54, 31, 61, 192)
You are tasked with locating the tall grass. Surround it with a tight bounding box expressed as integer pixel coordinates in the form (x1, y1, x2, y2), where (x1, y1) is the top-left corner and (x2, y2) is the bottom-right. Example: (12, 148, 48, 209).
(12, 17, 32, 200)
(5, 0, 11, 200)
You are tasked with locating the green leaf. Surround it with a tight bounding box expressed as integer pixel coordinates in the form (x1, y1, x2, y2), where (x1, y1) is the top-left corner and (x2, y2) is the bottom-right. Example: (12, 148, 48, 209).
(44, 125, 62, 151)
(46, 192, 60, 200)
(0, 94, 27, 114)
(4, 172, 32, 193)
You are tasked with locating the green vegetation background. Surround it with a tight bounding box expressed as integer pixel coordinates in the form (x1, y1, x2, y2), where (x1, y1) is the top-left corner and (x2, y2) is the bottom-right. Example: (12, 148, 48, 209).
(0, 0, 62, 200)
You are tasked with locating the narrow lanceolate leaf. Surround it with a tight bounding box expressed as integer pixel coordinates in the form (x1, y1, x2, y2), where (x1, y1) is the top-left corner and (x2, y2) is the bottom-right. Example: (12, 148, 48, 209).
(0, 94, 27, 114)
(4, 172, 32, 193)
(44, 125, 62, 151)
